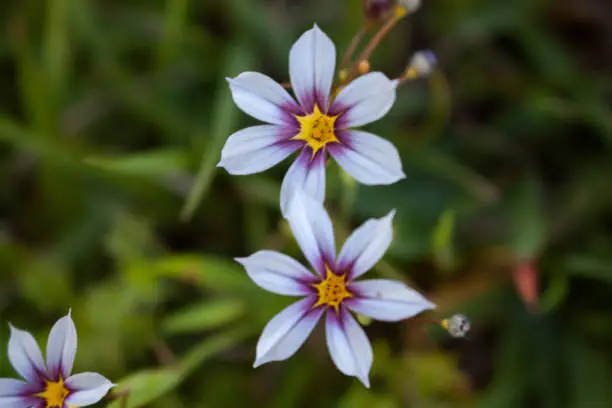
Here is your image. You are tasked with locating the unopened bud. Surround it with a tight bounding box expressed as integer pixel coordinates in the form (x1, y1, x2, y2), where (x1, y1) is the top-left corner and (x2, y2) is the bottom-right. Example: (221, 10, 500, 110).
(358, 60, 370, 74)
(398, 0, 421, 14)
(405, 50, 437, 79)
(338, 69, 348, 82)
(441, 314, 471, 338)
(363, 0, 395, 21)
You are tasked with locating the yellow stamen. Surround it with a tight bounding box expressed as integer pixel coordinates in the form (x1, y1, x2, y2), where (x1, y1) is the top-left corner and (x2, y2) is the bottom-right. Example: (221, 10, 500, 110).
(293, 105, 339, 157)
(35, 378, 70, 408)
(358, 59, 370, 74)
(312, 267, 352, 314)
(441, 319, 449, 330)
(394, 5, 409, 18)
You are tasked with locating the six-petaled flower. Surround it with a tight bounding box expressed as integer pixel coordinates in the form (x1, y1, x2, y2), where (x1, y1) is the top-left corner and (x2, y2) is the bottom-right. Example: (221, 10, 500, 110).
(0, 311, 115, 408)
(236, 192, 435, 387)
(218, 24, 406, 216)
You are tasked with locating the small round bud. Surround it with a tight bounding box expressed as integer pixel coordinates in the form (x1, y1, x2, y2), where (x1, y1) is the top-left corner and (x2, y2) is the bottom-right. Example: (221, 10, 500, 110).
(358, 60, 370, 74)
(338, 69, 348, 82)
(409, 50, 437, 77)
(398, 0, 421, 14)
(441, 314, 471, 338)
(363, 0, 395, 21)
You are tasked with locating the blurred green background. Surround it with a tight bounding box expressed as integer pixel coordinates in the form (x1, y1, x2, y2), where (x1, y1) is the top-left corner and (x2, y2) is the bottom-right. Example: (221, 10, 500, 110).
(1, 0, 612, 407)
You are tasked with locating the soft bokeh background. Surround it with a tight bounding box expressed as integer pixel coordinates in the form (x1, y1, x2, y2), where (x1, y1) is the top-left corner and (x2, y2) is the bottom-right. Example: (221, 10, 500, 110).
(2, 0, 612, 407)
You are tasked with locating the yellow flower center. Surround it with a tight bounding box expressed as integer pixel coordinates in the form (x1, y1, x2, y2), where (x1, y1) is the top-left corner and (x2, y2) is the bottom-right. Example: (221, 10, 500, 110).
(36, 378, 70, 408)
(312, 267, 352, 314)
(292, 104, 339, 156)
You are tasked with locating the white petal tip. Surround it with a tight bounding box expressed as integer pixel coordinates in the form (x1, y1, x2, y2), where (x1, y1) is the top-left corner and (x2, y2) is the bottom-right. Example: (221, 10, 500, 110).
(253, 359, 264, 368)
(233, 257, 247, 265)
(358, 376, 371, 388)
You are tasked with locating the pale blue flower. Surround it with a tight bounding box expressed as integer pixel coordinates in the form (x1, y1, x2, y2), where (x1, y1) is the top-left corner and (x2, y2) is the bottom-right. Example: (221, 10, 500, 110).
(236, 192, 434, 387)
(218, 24, 405, 216)
(0, 311, 114, 408)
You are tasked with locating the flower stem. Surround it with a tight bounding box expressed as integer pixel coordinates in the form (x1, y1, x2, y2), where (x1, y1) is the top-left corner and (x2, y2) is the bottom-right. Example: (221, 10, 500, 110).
(343, 11, 403, 84)
(339, 23, 371, 71)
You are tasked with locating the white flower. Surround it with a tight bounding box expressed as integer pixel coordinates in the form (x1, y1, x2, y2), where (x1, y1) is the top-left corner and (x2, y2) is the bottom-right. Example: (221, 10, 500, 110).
(218, 24, 406, 216)
(236, 192, 435, 387)
(0, 311, 115, 408)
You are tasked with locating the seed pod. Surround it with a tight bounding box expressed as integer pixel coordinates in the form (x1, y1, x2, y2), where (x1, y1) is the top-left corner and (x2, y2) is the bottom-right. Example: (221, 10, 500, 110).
(358, 60, 370, 74)
(406, 50, 437, 78)
(398, 0, 421, 14)
(441, 314, 471, 338)
(363, 0, 395, 22)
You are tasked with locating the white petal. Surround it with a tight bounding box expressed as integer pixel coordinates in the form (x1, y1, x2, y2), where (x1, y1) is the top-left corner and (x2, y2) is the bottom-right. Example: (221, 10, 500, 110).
(218, 125, 301, 175)
(285, 188, 335, 277)
(347, 279, 435, 321)
(0, 379, 30, 397)
(289, 24, 336, 112)
(235, 250, 317, 296)
(332, 72, 396, 128)
(337, 210, 395, 280)
(0, 396, 36, 408)
(0, 380, 38, 408)
(227, 72, 299, 125)
(65, 373, 114, 407)
(254, 297, 324, 367)
(46, 311, 77, 380)
(280, 148, 326, 218)
(329, 131, 405, 185)
(7, 325, 46, 384)
(325, 308, 373, 388)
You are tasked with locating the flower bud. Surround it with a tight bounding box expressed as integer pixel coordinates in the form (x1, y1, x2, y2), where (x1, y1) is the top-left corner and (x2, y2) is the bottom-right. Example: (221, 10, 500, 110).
(441, 314, 471, 338)
(358, 60, 370, 74)
(363, 0, 395, 21)
(404, 50, 437, 79)
(398, 0, 421, 14)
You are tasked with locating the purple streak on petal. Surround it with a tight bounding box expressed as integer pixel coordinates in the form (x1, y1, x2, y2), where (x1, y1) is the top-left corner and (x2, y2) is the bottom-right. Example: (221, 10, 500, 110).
(280, 102, 303, 127)
(335, 210, 395, 281)
(218, 125, 304, 176)
(280, 148, 327, 220)
(0, 396, 41, 408)
(65, 373, 114, 407)
(346, 279, 435, 321)
(289, 25, 336, 115)
(7, 325, 47, 387)
(324, 306, 373, 387)
(284, 186, 336, 276)
(254, 296, 325, 367)
(0, 379, 41, 399)
(226, 72, 301, 126)
(329, 72, 396, 129)
(328, 130, 405, 186)
(46, 311, 77, 381)
(235, 250, 319, 296)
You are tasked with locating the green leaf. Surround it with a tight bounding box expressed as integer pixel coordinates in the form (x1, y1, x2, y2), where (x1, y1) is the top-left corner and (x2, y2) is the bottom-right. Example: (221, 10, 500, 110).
(181, 45, 252, 221)
(151, 254, 253, 292)
(431, 209, 456, 272)
(180, 326, 253, 376)
(107, 368, 182, 408)
(85, 149, 188, 178)
(162, 298, 245, 334)
(507, 175, 547, 258)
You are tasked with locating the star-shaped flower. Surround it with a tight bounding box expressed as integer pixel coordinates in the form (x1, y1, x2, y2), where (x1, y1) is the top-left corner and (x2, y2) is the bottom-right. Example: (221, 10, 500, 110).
(0, 311, 115, 408)
(218, 24, 405, 216)
(236, 192, 434, 387)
